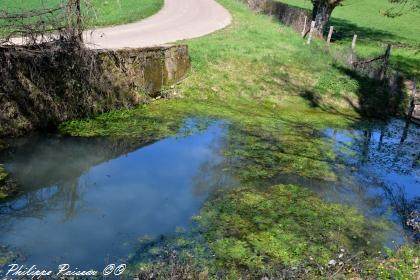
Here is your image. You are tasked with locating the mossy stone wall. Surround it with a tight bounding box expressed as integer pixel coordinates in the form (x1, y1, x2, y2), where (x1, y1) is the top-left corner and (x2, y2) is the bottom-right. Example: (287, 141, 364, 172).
(0, 44, 190, 138)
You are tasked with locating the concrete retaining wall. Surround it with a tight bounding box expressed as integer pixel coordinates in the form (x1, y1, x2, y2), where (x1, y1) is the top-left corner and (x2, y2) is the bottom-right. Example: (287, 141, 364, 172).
(0, 44, 191, 138)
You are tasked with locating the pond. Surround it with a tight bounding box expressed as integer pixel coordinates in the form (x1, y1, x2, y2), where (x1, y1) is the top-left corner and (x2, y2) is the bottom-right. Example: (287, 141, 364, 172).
(0, 118, 418, 271)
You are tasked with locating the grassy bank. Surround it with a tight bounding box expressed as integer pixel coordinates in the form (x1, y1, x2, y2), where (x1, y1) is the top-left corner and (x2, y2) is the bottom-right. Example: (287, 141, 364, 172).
(0, 0, 164, 28)
(279, 0, 420, 78)
(60, 0, 418, 278)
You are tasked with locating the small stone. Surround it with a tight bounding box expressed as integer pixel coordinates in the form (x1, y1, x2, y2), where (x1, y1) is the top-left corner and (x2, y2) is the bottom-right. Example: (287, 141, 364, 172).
(328, 259, 337, 266)
(338, 253, 344, 259)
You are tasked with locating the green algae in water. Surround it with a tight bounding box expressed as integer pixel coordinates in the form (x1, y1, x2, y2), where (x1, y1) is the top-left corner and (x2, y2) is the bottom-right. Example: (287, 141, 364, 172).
(59, 100, 418, 278)
(223, 124, 338, 182)
(0, 246, 18, 267)
(132, 184, 391, 279)
(128, 231, 213, 278)
(197, 185, 388, 271)
(0, 191, 7, 199)
(0, 165, 7, 181)
(60, 96, 349, 183)
(0, 162, 19, 200)
(0, 140, 7, 151)
(0, 164, 10, 199)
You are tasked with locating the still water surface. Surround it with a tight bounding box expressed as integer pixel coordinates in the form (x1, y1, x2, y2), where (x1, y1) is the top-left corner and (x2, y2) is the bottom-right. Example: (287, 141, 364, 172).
(0, 118, 418, 270)
(0, 120, 231, 270)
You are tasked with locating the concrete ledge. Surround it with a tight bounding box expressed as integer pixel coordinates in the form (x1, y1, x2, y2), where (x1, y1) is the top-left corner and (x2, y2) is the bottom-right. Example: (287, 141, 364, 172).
(96, 45, 190, 95)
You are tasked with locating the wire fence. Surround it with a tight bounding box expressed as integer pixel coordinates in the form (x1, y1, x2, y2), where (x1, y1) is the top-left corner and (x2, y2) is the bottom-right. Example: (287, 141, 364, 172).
(242, 0, 400, 82)
(0, 0, 84, 46)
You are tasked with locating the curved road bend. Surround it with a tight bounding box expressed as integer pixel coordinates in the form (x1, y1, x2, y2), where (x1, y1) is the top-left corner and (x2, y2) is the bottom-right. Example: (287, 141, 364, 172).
(84, 0, 232, 49)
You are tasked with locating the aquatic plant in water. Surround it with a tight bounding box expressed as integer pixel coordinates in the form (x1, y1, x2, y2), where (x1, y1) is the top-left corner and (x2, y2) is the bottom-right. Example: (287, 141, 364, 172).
(195, 184, 389, 277)
(0, 164, 16, 199)
(130, 184, 393, 279)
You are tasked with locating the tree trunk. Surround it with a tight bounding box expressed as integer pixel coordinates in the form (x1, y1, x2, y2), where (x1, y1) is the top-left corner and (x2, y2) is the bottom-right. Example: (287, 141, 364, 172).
(67, 0, 83, 42)
(311, 0, 333, 37)
(75, 0, 83, 42)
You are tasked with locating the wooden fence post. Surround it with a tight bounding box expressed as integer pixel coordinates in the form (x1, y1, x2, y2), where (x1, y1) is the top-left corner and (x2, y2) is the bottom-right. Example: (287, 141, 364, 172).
(327, 26, 334, 45)
(75, 0, 83, 42)
(67, 0, 83, 42)
(307, 21, 315, 44)
(301, 16, 307, 37)
(351, 34, 357, 50)
(349, 34, 358, 63)
(379, 44, 392, 80)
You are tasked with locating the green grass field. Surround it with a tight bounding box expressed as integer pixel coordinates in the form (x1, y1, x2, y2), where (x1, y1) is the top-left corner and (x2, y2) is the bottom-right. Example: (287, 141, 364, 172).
(0, 0, 164, 28)
(279, 0, 420, 78)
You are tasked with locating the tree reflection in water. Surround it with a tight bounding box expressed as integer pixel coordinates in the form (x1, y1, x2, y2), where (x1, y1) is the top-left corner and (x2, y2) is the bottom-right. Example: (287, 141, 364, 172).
(326, 118, 419, 241)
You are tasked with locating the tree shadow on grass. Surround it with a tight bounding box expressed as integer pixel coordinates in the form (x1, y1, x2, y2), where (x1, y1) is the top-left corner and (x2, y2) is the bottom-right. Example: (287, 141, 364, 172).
(300, 90, 322, 108)
(391, 54, 420, 79)
(298, 65, 406, 119)
(333, 65, 406, 118)
(298, 90, 361, 123)
(328, 17, 405, 45)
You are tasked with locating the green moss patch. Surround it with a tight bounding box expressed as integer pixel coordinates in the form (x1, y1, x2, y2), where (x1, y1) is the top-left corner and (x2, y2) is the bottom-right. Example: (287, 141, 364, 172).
(195, 184, 388, 277)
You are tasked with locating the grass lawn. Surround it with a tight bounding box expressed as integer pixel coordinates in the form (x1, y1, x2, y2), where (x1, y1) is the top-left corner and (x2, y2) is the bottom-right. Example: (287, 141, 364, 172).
(0, 0, 164, 28)
(60, 0, 419, 278)
(278, 0, 420, 78)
